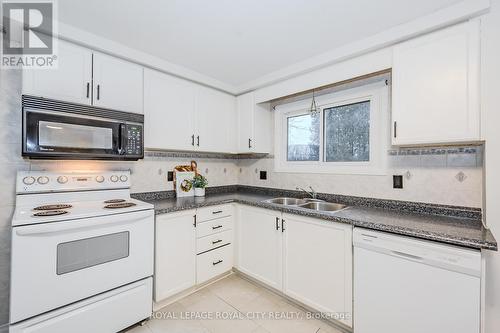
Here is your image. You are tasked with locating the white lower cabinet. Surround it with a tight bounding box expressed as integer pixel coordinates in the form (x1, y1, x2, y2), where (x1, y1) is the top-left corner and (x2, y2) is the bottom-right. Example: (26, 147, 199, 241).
(282, 213, 353, 328)
(195, 206, 234, 284)
(155, 204, 352, 329)
(236, 206, 353, 327)
(197, 244, 233, 284)
(237, 206, 283, 291)
(154, 210, 196, 302)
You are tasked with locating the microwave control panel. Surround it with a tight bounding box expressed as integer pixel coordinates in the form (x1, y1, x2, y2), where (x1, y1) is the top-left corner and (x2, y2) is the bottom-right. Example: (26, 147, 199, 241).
(125, 124, 143, 156)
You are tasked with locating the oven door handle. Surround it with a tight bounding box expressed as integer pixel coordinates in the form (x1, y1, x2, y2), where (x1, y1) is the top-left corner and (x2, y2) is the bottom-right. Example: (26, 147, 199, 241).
(15, 212, 151, 236)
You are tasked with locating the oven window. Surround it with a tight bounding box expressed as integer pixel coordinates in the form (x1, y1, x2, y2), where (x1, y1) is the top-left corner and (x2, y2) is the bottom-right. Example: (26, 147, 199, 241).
(39, 121, 113, 149)
(56, 231, 129, 275)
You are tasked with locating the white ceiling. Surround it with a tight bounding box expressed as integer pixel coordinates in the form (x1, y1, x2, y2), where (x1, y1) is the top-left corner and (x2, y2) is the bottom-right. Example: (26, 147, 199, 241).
(58, 0, 464, 88)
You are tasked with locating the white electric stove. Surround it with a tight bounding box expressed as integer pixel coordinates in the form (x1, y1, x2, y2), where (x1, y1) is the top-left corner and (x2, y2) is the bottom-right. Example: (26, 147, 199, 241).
(10, 171, 154, 333)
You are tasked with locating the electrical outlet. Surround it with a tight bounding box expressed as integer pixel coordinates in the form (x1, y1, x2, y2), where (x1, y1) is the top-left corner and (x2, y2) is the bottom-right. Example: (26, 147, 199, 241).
(167, 171, 174, 182)
(393, 175, 403, 189)
(260, 171, 267, 180)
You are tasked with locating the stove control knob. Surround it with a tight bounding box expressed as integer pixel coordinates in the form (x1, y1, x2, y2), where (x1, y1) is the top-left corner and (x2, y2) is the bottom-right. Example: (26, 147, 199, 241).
(37, 176, 49, 185)
(57, 176, 68, 184)
(120, 175, 128, 182)
(95, 175, 105, 183)
(110, 175, 119, 182)
(23, 176, 36, 185)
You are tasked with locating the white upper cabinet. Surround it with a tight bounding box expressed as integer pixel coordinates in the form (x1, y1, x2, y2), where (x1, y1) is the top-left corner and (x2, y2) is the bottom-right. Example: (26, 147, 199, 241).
(144, 69, 196, 151)
(237, 92, 273, 153)
(282, 214, 353, 328)
(392, 21, 480, 145)
(143, 71, 237, 153)
(92, 52, 144, 113)
(195, 86, 236, 153)
(23, 39, 93, 105)
(23, 40, 144, 114)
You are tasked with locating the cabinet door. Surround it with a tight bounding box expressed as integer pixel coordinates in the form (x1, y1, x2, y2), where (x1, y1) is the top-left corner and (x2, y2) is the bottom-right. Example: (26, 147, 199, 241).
(392, 21, 480, 145)
(237, 206, 282, 290)
(195, 86, 236, 153)
(282, 214, 353, 327)
(23, 39, 92, 104)
(155, 211, 196, 302)
(237, 92, 254, 153)
(92, 52, 144, 113)
(253, 101, 273, 153)
(144, 69, 196, 150)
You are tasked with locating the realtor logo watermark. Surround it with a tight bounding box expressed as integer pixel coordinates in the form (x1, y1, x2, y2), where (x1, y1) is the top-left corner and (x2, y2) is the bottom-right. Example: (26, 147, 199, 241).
(2, 0, 58, 69)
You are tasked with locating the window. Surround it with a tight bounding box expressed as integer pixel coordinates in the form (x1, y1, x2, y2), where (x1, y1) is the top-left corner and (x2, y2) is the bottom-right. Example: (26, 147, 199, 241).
(324, 101, 370, 162)
(275, 81, 388, 175)
(287, 113, 320, 161)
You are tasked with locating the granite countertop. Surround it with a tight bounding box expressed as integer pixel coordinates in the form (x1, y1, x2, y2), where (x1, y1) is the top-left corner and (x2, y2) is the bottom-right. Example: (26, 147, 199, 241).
(137, 190, 497, 251)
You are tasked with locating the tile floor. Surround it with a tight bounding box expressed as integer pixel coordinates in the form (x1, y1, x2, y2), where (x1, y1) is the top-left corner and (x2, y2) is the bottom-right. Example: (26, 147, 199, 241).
(125, 274, 343, 333)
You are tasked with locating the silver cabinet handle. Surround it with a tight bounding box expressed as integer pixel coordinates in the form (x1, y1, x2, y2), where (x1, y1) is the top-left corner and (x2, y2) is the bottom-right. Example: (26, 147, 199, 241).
(212, 225, 223, 230)
(191, 135, 195, 146)
(281, 219, 285, 232)
(86, 82, 90, 98)
(213, 260, 223, 266)
(212, 210, 223, 215)
(248, 138, 252, 149)
(96, 84, 100, 100)
(275, 217, 280, 230)
(212, 239, 222, 245)
(196, 135, 200, 146)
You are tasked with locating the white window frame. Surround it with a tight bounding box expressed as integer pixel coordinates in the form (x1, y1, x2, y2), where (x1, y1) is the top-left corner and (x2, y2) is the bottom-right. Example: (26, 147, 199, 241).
(274, 81, 389, 175)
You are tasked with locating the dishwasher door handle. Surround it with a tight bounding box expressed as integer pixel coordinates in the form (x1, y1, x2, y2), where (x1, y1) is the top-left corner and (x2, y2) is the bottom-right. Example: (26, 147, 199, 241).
(391, 250, 424, 261)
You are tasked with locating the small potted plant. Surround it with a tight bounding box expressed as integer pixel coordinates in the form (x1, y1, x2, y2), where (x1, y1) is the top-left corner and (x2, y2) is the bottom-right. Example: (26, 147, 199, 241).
(192, 174, 208, 197)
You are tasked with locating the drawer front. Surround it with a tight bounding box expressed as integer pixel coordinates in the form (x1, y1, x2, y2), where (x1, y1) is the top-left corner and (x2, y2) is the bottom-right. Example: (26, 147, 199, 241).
(196, 205, 233, 223)
(197, 215, 233, 238)
(196, 229, 233, 254)
(196, 245, 233, 284)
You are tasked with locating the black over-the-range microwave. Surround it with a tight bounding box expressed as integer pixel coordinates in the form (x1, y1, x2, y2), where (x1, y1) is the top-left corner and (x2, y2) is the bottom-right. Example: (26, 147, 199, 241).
(22, 95, 144, 160)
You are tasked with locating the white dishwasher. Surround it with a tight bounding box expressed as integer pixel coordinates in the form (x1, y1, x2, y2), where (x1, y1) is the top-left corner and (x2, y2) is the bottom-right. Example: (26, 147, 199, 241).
(353, 228, 481, 333)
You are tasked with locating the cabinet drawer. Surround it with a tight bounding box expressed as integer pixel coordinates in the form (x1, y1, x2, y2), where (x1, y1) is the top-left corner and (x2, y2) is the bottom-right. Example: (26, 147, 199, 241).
(197, 216, 232, 238)
(196, 205, 233, 223)
(196, 229, 233, 254)
(196, 245, 233, 284)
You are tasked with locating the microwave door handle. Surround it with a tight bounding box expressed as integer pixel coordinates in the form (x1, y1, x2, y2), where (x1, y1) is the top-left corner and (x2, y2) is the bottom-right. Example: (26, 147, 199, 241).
(118, 124, 127, 155)
(15, 214, 149, 236)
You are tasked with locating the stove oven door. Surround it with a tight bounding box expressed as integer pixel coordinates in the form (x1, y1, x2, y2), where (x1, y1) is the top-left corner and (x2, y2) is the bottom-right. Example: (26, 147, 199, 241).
(10, 209, 154, 324)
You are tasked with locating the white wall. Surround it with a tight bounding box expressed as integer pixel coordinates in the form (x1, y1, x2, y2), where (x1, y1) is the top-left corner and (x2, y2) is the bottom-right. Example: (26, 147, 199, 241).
(480, 0, 500, 331)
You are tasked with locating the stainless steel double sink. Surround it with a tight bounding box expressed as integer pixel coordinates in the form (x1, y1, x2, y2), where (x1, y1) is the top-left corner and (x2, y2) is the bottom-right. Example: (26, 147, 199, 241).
(263, 197, 347, 212)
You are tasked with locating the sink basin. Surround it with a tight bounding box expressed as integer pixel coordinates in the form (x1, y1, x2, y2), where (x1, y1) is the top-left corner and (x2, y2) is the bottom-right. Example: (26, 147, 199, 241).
(298, 201, 347, 212)
(264, 197, 307, 205)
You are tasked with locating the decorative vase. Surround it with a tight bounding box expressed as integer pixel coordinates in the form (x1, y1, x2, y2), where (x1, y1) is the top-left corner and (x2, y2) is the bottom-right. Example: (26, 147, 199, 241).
(194, 187, 206, 197)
